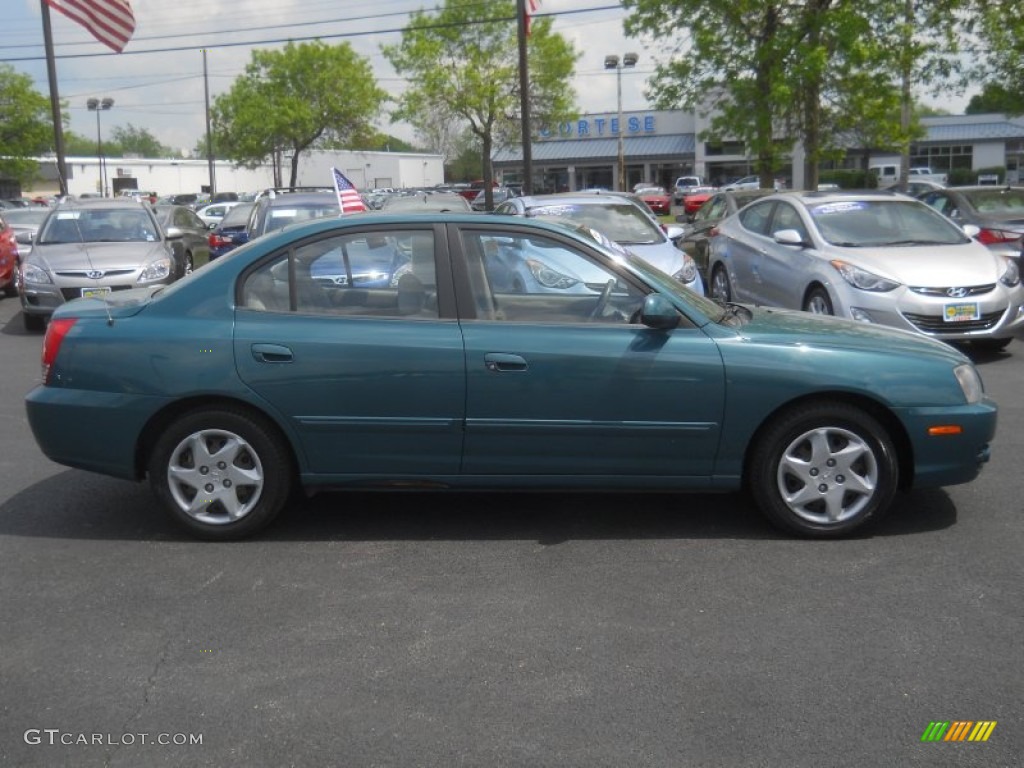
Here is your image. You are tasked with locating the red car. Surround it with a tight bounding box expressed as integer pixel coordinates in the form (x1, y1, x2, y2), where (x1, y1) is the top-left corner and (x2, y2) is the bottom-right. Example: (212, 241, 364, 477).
(0, 212, 19, 297)
(682, 186, 718, 218)
(634, 185, 672, 215)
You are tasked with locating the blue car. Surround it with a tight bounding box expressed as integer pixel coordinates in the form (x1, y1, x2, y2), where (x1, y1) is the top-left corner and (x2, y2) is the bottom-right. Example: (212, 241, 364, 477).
(26, 214, 996, 540)
(207, 202, 254, 260)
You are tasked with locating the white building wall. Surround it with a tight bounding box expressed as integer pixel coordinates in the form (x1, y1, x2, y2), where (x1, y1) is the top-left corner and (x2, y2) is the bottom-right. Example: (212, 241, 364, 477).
(28, 149, 445, 197)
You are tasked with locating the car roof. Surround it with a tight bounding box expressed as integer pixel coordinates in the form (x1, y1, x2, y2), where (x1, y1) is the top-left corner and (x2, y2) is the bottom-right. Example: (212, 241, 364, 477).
(55, 198, 152, 211)
(261, 192, 339, 206)
(515, 192, 649, 208)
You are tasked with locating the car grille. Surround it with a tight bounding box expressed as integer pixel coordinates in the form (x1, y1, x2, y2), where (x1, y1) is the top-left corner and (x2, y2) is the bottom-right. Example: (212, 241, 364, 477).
(60, 285, 135, 301)
(55, 269, 137, 279)
(907, 284, 995, 297)
(902, 309, 1005, 333)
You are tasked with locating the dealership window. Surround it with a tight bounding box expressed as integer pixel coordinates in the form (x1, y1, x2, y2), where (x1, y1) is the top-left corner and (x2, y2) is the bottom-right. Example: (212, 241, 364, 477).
(911, 144, 973, 172)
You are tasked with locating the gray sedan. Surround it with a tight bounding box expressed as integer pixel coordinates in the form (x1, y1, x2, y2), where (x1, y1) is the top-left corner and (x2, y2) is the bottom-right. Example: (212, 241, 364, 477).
(19, 198, 179, 331)
(917, 185, 1024, 267)
(708, 190, 1024, 351)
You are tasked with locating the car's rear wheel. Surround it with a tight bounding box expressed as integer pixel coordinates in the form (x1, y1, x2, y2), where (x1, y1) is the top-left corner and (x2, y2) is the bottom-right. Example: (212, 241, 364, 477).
(710, 265, 731, 302)
(748, 402, 897, 538)
(148, 407, 293, 540)
(803, 287, 834, 315)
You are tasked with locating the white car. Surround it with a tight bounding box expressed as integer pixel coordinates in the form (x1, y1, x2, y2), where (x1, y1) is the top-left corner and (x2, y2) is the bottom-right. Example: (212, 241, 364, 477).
(494, 193, 704, 295)
(708, 190, 1024, 351)
(195, 201, 241, 227)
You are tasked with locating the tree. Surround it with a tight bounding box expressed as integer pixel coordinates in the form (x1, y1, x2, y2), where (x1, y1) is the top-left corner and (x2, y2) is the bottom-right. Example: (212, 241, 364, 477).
(212, 41, 387, 188)
(110, 124, 172, 157)
(0, 65, 53, 186)
(383, 0, 578, 207)
(972, 0, 1024, 116)
(624, 0, 969, 188)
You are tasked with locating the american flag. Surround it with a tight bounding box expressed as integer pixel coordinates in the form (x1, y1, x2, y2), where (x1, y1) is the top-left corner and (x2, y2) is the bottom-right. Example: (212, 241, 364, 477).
(45, 0, 136, 53)
(331, 168, 367, 214)
(525, 0, 540, 36)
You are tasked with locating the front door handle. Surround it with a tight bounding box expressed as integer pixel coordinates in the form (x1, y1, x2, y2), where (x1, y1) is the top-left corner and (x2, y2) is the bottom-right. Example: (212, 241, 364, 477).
(484, 353, 527, 372)
(251, 343, 293, 363)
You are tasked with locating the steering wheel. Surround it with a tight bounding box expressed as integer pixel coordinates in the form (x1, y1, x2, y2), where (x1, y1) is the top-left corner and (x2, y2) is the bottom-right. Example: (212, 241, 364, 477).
(589, 279, 615, 321)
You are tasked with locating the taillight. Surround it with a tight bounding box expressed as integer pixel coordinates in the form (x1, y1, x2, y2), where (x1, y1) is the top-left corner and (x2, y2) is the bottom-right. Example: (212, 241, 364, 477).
(976, 228, 1020, 246)
(41, 317, 76, 384)
(208, 233, 226, 248)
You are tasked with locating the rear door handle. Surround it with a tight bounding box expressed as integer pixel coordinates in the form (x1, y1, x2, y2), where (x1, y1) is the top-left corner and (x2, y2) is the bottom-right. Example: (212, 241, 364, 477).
(251, 343, 293, 363)
(484, 353, 527, 372)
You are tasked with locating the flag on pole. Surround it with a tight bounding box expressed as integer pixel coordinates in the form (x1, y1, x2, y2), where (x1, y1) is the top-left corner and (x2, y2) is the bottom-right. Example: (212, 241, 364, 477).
(44, 0, 136, 53)
(331, 168, 367, 214)
(524, 0, 540, 36)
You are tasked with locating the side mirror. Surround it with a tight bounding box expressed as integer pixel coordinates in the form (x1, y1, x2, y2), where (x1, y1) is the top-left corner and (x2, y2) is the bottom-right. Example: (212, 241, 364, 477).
(664, 224, 685, 240)
(640, 293, 681, 330)
(15, 231, 34, 244)
(961, 224, 980, 238)
(773, 229, 807, 247)
(165, 226, 184, 241)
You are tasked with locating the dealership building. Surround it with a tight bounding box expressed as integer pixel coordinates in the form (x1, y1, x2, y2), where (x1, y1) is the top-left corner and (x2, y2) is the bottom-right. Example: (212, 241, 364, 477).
(491, 109, 1024, 192)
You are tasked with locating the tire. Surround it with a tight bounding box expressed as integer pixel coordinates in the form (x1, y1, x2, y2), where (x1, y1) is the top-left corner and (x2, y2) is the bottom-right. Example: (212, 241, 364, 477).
(803, 286, 834, 315)
(972, 337, 1012, 352)
(710, 265, 731, 302)
(22, 312, 46, 332)
(183, 252, 194, 278)
(748, 401, 898, 538)
(3, 280, 16, 298)
(147, 407, 293, 540)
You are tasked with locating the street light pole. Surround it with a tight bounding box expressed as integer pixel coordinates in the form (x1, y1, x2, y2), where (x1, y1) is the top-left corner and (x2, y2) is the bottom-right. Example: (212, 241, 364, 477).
(86, 97, 114, 196)
(604, 53, 638, 192)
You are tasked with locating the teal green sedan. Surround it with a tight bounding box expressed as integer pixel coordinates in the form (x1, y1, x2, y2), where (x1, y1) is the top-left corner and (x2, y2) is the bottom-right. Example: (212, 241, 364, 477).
(25, 214, 996, 540)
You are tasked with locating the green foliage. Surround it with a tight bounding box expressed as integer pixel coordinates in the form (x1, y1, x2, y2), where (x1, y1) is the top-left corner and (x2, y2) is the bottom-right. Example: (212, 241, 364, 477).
(966, 83, 1024, 116)
(382, 0, 578, 193)
(0, 65, 53, 185)
(819, 169, 877, 189)
(109, 124, 173, 157)
(212, 41, 388, 186)
(623, 0, 970, 188)
(972, 1, 1024, 114)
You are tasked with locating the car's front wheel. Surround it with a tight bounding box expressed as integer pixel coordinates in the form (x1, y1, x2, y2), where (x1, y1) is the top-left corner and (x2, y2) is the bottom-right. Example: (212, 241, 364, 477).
(22, 312, 45, 332)
(710, 265, 731, 302)
(803, 286, 834, 315)
(147, 407, 293, 540)
(748, 402, 898, 537)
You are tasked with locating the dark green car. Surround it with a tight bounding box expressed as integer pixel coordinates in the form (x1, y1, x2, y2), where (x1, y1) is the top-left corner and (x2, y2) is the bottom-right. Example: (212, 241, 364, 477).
(26, 213, 996, 540)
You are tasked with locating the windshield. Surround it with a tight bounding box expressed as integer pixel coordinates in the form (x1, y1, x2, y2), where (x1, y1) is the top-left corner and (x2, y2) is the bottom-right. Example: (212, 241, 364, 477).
(2, 208, 50, 227)
(37, 208, 160, 244)
(525, 202, 664, 245)
(220, 203, 254, 228)
(265, 205, 340, 234)
(808, 200, 970, 246)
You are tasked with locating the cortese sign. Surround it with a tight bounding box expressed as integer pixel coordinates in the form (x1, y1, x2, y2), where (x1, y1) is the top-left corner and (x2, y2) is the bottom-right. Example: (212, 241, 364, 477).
(539, 114, 657, 140)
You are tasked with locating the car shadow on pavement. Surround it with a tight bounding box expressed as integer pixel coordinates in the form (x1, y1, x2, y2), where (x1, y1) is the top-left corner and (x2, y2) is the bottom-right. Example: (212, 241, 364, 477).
(0, 468, 958, 543)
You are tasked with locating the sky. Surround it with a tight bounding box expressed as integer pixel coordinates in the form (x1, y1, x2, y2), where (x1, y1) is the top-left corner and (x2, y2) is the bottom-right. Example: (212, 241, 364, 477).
(2, 0, 975, 157)
(3, 0, 655, 155)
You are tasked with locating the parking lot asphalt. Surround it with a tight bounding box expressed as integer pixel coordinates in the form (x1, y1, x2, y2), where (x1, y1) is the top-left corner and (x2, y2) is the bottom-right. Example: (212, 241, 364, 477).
(1, 294, 1021, 767)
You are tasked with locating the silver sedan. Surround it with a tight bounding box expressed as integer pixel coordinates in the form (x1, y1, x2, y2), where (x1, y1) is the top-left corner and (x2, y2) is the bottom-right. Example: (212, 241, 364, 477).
(708, 191, 1024, 351)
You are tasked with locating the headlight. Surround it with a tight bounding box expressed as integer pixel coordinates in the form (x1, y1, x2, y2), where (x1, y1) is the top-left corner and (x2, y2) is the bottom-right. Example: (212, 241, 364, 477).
(954, 364, 984, 404)
(673, 254, 698, 284)
(21, 262, 53, 285)
(999, 257, 1020, 287)
(830, 260, 900, 292)
(139, 257, 172, 283)
(525, 258, 579, 289)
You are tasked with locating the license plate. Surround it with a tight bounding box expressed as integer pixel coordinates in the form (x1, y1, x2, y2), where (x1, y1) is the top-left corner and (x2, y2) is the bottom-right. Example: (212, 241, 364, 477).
(943, 302, 980, 323)
(80, 286, 112, 299)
